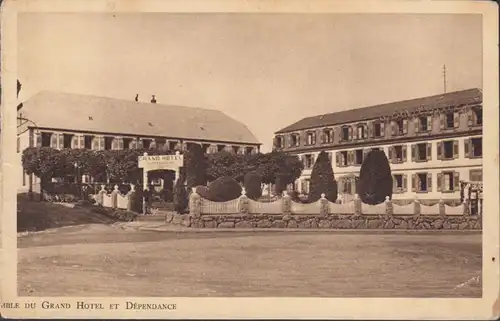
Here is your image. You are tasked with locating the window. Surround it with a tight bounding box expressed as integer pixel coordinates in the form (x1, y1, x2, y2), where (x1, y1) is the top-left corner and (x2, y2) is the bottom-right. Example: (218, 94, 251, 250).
(245, 147, 254, 155)
(416, 173, 429, 192)
(342, 179, 352, 194)
(232, 146, 240, 154)
(442, 141, 454, 160)
(275, 136, 284, 148)
(393, 119, 405, 136)
(104, 137, 114, 150)
(17, 137, 20, 153)
(63, 134, 73, 148)
(290, 134, 300, 147)
(304, 154, 314, 168)
(354, 149, 364, 165)
(413, 143, 429, 162)
(301, 179, 310, 194)
(419, 116, 428, 131)
(306, 132, 316, 145)
(217, 144, 225, 152)
(338, 151, 348, 167)
(41, 132, 52, 147)
(445, 112, 455, 129)
(373, 121, 384, 138)
(341, 126, 350, 141)
(469, 169, 482, 182)
(471, 138, 482, 157)
(84, 135, 93, 149)
(322, 129, 333, 143)
(469, 107, 482, 126)
(393, 174, 404, 192)
(442, 172, 455, 192)
(356, 125, 365, 140)
(389, 145, 406, 163)
(123, 138, 132, 149)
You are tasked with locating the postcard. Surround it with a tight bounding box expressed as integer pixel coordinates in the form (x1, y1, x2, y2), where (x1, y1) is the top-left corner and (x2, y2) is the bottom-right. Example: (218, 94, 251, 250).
(1, 0, 499, 319)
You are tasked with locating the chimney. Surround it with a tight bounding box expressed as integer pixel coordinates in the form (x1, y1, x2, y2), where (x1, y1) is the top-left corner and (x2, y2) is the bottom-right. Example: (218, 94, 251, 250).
(151, 95, 157, 104)
(135, 94, 139, 102)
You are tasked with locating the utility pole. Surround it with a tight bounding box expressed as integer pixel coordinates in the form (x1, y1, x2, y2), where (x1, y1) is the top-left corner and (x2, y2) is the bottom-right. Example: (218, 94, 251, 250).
(442, 65, 447, 94)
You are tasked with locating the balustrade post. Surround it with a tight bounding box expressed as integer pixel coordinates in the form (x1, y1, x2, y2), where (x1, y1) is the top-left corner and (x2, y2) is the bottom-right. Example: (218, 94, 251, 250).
(111, 185, 119, 209)
(385, 196, 393, 215)
(237, 187, 250, 214)
(189, 187, 202, 217)
(319, 193, 329, 217)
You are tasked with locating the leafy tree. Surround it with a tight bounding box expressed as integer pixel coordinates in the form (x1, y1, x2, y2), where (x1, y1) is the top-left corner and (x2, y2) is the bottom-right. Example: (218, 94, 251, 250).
(356, 149, 392, 205)
(184, 144, 207, 190)
(206, 151, 239, 181)
(308, 151, 338, 203)
(243, 171, 262, 200)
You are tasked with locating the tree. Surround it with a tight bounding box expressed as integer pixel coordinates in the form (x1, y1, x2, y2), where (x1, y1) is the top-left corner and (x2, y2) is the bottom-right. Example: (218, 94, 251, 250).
(173, 169, 188, 213)
(307, 151, 337, 203)
(206, 151, 239, 181)
(243, 171, 262, 200)
(184, 144, 207, 190)
(356, 149, 392, 205)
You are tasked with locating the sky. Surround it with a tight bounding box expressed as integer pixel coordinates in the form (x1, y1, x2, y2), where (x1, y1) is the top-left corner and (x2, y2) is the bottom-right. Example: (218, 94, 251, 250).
(18, 13, 482, 152)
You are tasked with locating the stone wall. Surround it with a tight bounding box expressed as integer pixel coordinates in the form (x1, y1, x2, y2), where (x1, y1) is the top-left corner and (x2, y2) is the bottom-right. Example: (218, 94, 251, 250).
(166, 212, 482, 230)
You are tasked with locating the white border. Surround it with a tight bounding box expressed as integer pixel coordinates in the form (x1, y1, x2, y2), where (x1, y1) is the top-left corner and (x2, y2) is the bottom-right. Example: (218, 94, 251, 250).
(1, 0, 499, 319)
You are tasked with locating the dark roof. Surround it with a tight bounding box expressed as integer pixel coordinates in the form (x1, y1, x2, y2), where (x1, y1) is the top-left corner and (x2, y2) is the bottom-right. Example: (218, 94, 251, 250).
(275, 88, 482, 134)
(21, 91, 260, 145)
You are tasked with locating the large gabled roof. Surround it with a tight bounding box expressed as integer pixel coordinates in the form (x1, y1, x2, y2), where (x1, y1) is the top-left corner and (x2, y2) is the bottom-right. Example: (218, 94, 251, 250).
(21, 91, 260, 145)
(275, 88, 482, 134)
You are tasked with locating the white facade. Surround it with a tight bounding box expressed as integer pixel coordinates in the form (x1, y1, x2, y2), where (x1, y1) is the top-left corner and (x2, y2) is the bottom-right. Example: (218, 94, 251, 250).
(295, 135, 482, 201)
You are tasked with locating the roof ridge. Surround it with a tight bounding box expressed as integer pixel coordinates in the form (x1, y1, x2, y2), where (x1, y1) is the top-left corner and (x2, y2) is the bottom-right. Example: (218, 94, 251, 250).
(32, 90, 221, 113)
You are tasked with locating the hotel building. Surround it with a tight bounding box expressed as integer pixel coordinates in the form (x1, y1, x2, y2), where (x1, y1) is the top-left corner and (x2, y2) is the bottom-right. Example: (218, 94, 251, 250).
(273, 88, 482, 203)
(17, 91, 260, 193)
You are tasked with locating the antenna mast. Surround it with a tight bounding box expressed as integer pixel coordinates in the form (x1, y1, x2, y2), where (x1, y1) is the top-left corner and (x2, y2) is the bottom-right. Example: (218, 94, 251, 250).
(442, 65, 447, 94)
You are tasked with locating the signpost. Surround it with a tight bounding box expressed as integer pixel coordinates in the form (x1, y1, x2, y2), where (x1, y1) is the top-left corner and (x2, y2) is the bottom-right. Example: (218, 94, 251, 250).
(138, 152, 184, 215)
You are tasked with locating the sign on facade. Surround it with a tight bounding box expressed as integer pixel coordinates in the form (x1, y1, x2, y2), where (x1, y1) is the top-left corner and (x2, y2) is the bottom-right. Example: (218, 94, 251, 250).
(138, 153, 183, 171)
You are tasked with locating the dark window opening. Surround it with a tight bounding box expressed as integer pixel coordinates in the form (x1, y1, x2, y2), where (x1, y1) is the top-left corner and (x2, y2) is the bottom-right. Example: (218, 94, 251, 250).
(169, 141, 178, 150)
(374, 123, 382, 137)
(245, 147, 253, 154)
(84, 135, 93, 149)
(41, 133, 52, 147)
(395, 119, 404, 135)
(394, 174, 403, 189)
(354, 149, 363, 165)
(104, 137, 114, 150)
(323, 129, 333, 143)
(291, 134, 300, 147)
(63, 134, 73, 149)
(202, 144, 210, 153)
(217, 144, 226, 152)
(419, 116, 428, 131)
(417, 143, 427, 161)
(275, 136, 284, 148)
(305, 154, 314, 168)
(471, 138, 482, 157)
(123, 138, 132, 149)
(445, 113, 454, 129)
(232, 146, 240, 154)
(394, 145, 403, 161)
(474, 108, 482, 125)
(142, 139, 152, 149)
(443, 172, 454, 192)
(340, 151, 348, 166)
(418, 173, 428, 192)
(342, 127, 349, 141)
(442, 141, 454, 159)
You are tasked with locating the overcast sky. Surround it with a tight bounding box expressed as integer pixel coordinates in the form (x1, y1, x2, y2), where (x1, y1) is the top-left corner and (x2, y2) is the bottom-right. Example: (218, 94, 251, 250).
(18, 13, 482, 152)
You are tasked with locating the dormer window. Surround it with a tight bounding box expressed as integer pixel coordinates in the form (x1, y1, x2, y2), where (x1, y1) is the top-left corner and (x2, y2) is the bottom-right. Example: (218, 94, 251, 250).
(322, 128, 334, 144)
(392, 119, 407, 136)
(306, 131, 316, 145)
(341, 126, 351, 141)
(356, 124, 367, 140)
(372, 121, 384, 138)
(445, 112, 455, 129)
(468, 107, 482, 127)
(289, 133, 300, 147)
(274, 136, 284, 149)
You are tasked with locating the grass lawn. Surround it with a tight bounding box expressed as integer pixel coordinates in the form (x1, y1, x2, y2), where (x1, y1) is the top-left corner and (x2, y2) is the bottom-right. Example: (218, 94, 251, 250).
(18, 225, 482, 297)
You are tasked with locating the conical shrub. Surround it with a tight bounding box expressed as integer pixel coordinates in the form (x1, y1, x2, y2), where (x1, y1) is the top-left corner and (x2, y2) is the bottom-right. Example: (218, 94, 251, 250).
(308, 151, 337, 203)
(356, 149, 392, 205)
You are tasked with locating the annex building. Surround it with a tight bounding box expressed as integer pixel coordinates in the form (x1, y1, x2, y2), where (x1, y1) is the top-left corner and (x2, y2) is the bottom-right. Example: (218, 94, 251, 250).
(17, 91, 260, 193)
(273, 88, 482, 203)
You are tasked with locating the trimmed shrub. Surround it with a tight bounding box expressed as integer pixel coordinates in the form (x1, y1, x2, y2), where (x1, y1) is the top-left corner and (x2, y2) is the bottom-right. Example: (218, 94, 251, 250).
(205, 176, 242, 202)
(195, 185, 210, 199)
(356, 149, 392, 205)
(308, 151, 338, 203)
(243, 171, 262, 200)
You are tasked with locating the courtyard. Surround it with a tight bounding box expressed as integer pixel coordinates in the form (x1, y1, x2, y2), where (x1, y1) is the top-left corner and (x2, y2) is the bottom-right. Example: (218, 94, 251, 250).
(18, 225, 482, 297)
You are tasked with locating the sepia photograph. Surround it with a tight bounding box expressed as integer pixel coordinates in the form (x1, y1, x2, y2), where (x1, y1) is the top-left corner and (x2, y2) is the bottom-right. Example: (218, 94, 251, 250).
(1, 0, 499, 319)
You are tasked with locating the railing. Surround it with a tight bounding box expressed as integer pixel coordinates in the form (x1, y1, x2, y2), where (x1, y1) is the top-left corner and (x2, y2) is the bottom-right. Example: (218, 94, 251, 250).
(189, 188, 475, 217)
